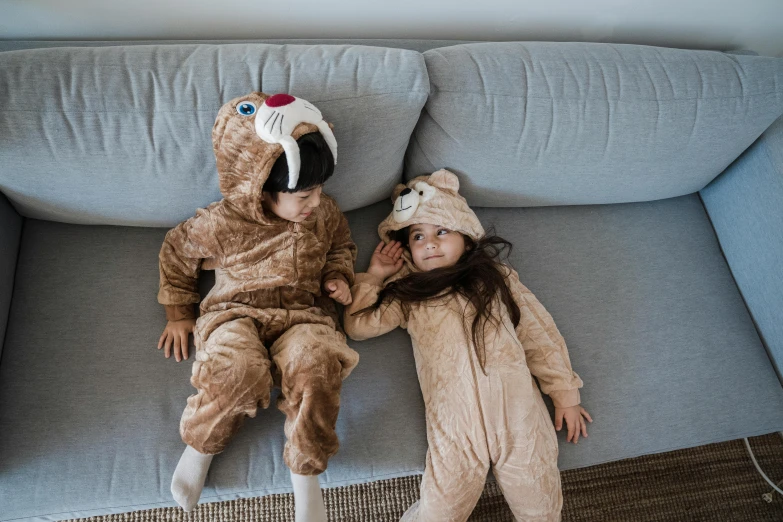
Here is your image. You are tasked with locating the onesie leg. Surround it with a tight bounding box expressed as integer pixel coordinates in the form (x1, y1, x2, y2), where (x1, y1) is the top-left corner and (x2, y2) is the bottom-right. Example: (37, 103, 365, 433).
(404, 446, 489, 522)
(271, 323, 359, 475)
(491, 404, 563, 521)
(180, 316, 274, 455)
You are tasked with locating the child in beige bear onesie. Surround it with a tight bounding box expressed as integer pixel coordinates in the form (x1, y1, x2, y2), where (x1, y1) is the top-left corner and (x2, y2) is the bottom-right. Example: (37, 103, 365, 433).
(345, 169, 592, 521)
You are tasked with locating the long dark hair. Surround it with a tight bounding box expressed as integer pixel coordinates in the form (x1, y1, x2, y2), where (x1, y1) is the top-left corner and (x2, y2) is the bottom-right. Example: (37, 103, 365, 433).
(354, 227, 521, 373)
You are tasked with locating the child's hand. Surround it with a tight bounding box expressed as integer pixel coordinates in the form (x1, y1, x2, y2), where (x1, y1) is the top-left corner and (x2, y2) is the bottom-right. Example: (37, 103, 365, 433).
(367, 241, 404, 281)
(325, 279, 352, 305)
(554, 405, 593, 444)
(158, 319, 196, 362)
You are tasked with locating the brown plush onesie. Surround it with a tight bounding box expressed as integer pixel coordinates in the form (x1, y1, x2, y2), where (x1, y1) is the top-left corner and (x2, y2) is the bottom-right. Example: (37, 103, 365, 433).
(158, 92, 359, 476)
(344, 170, 584, 521)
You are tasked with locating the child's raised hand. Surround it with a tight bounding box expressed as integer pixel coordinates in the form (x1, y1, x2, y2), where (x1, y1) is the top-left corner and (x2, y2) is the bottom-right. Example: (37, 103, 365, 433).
(325, 278, 352, 305)
(367, 241, 404, 281)
(158, 319, 196, 362)
(554, 405, 593, 444)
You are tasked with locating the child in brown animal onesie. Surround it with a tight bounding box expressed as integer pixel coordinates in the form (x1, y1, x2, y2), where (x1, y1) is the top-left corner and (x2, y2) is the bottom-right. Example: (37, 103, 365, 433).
(345, 170, 592, 521)
(157, 93, 358, 521)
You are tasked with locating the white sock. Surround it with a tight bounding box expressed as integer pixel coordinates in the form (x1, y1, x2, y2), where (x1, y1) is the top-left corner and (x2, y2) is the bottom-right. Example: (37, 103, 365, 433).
(171, 445, 214, 512)
(290, 471, 327, 522)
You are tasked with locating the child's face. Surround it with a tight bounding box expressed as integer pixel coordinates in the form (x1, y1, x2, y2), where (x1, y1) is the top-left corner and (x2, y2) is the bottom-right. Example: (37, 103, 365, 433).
(263, 185, 322, 222)
(408, 223, 466, 271)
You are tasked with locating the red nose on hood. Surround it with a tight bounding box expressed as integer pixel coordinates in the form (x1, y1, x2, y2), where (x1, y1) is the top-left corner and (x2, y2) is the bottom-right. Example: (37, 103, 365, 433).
(265, 93, 296, 107)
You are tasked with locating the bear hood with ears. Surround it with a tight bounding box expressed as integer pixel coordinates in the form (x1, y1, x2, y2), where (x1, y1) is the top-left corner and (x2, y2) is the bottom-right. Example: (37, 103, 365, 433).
(376, 169, 485, 282)
(211, 92, 337, 222)
(378, 169, 485, 243)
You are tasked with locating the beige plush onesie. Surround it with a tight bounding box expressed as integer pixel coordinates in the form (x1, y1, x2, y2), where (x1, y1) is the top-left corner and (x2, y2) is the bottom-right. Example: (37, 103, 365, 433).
(158, 92, 359, 475)
(344, 170, 583, 521)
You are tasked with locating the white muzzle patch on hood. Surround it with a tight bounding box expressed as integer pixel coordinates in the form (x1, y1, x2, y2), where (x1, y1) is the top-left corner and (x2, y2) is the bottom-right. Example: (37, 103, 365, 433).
(252, 93, 338, 189)
(393, 181, 436, 223)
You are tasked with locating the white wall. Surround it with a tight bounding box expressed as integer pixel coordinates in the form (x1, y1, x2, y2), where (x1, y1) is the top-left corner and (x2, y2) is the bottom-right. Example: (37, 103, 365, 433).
(2, 0, 782, 57)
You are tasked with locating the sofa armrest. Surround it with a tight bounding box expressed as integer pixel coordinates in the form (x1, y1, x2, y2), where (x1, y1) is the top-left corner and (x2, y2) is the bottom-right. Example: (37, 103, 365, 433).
(0, 192, 22, 362)
(701, 116, 783, 381)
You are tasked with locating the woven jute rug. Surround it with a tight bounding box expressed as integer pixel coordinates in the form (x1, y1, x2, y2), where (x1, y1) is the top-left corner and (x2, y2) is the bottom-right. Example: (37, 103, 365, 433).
(68, 433, 783, 522)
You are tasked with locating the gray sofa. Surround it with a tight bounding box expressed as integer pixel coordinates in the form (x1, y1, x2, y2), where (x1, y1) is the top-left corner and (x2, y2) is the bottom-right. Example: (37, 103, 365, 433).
(1, 39, 783, 521)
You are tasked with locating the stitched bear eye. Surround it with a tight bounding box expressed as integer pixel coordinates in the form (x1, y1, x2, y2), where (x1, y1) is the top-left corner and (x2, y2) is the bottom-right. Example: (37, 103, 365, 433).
(237, 102, 257, 116)
(419, 191, 423, 195)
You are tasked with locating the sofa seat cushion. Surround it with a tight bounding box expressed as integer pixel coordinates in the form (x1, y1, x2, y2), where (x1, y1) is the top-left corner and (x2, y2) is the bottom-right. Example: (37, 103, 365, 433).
(0, 207, 426, 521)
(470, 195, 783, 472)
(2, 195, 783, 521)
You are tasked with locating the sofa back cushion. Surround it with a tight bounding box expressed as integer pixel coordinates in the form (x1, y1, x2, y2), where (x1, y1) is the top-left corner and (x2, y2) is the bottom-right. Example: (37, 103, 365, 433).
(0, 44, 429, 226)
(406, 42, 783, 206)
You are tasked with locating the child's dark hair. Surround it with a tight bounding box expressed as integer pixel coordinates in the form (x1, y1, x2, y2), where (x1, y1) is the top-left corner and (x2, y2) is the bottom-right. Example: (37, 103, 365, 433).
(354, 227, 521, 373)
(263, 132, 335, 201)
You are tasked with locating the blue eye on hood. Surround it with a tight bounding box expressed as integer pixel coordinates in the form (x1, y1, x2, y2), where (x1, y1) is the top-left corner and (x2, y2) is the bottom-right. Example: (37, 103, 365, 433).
(236, 101, 257, 116)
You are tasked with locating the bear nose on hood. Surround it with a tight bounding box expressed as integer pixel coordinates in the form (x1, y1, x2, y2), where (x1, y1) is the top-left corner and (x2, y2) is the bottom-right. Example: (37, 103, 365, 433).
(400, 188, 412, 196)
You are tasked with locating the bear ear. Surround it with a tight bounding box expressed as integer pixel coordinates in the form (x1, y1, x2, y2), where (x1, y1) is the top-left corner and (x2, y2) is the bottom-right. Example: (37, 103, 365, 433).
(391, 183, 408, 202)
(428, 169, 460, 192)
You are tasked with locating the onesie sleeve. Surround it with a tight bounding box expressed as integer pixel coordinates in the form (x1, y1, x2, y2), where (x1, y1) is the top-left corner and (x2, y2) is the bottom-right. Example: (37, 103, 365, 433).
(506, 267, 584, 408)
(343, 273, 407, 341)
(157, 208, 218, 320)
(321, 199, 358, 287)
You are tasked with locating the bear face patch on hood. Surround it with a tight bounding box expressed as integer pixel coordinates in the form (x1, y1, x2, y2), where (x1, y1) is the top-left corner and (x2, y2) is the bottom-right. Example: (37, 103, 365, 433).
(211, 92, 337, 222)
(378, 169, 485, 243)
